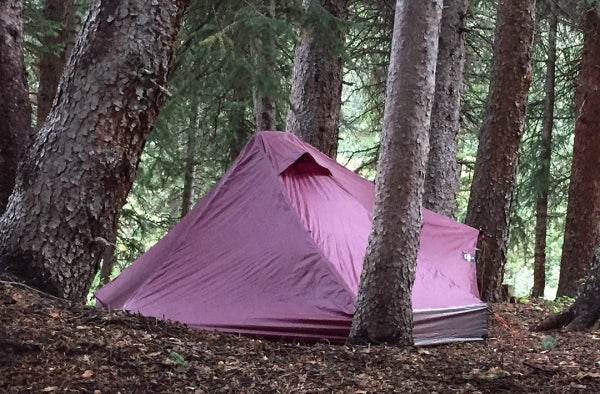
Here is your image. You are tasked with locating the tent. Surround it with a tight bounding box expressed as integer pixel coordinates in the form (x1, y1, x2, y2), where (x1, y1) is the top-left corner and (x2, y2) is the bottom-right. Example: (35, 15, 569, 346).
(96, 131, 487, 345)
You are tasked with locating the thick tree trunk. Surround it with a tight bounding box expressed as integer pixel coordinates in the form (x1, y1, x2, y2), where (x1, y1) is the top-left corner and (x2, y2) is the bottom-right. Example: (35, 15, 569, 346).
(556, 9, 600, 299)
(0, 0, 32, 215)
(348, 0, 442, 346)
(252, 0, 277, 132)
(0, 0, 187, 302)
(532, 1, 558, 298)
(37, 0, 77, 127)
(465, 0, 536, 302)
(285, 0, 348, 158)
(422, 0, 468, 217)
(536, 246, 600, 331)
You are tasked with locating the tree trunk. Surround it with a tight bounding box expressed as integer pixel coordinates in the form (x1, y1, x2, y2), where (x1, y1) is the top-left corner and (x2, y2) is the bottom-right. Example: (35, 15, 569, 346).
(99, 227, 117, 286)
(348, 0, 442, 346)
(253, 89, 276, 132)
(285, 0, 348, 158)
(0, 0, 187, 302)
(464, 0, 536, 302)
(532, 1, 558, 299)
(37, 0, 77, 127)
(535, 246, 600, 331)
(422, 0, 468, 217)
(556, 8, 600, 299)
(0, 0, 32, 215)
(252, 0, 277, 132)
(228, 86, 252, 164)
(181, 106, 199, 218)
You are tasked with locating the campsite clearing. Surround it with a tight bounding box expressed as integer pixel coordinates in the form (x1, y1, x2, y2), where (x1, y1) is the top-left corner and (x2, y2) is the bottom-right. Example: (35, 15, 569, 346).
(2, 281, 599, 393)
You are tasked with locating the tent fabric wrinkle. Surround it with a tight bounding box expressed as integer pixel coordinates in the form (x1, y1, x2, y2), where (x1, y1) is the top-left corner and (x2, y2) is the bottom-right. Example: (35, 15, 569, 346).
(96, 131, 488, 345)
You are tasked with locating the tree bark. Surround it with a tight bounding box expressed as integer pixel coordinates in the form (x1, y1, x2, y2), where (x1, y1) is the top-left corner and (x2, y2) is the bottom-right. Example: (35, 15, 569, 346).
(253, 89, 276, 131)
(252, 0, 277, 132)
(181, 105, 199, 218)
(99, 227, 117, 286)
(0, 0, 32, 215)
(422, 0, 468, 217)
(535, 246, 600, 331)
(348, 0, 442, 346)
(532, 0, 558, 299)
(37, 0, 77, 127)
(465, 0, 536, 302)
(285, 0, 348, 158)
(556, 8, 600, 298)
(0, 0, 188, 301)
(228, 86, 252, 165)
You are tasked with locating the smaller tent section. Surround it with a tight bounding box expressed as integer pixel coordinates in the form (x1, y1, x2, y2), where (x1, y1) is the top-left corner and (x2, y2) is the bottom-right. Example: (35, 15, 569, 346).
(96, 131, 487, 345)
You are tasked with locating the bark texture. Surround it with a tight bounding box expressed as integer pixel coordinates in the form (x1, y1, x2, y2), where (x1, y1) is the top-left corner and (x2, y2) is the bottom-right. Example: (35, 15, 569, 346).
(0, 0, 187, 301)
(532, 2, 558, 298)
(422, 0, 468, 217)
(556, 8, 600, 298)
(228, 86, 252, 165)
(285, 0, 348, 158)
(465, 0, 536, 302)
(252, 0, 277, 132)
(37, 0, 77, 127)
(98, 227, 117, 286)
(0, 0, 32, 215)
(536, 246, 600, 331)
(348, 0, 442, 346)
(253, 91, 276, 132)
(181, 108, 199, 218)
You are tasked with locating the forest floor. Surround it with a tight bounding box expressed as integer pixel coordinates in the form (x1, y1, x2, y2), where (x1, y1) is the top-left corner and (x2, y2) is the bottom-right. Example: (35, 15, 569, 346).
(1, 281, 599, 394)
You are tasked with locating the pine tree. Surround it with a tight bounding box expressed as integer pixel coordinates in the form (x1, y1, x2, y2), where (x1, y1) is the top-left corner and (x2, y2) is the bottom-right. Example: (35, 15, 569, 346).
(532, 0, 559, 298)
(556, 4, 600, 299)
(348, 0, 442, 345)
(423, 0, 468, 217)
(37, 0, 77, 126)
(465, 0, 536, 302)
(0, 0, 32, 215)
(0, 0, 188, 301)
(286, 0, 349, 158)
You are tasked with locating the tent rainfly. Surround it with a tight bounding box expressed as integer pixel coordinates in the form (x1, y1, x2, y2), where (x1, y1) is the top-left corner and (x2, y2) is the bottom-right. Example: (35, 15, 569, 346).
(96, 131, 488, 345)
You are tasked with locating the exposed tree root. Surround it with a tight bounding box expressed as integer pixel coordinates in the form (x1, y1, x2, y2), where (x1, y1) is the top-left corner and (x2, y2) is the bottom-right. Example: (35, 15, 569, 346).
(533, 308, 575, 331)
(536, 246, 600, 332)
(534, 296, 600, 332)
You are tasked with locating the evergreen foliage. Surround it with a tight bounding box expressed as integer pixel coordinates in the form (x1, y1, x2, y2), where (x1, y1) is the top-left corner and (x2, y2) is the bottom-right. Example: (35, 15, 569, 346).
(508, 7, 582, 297)
(99, 0, 298, 284)
(17, 0, 586, 299)
(23, 0, 88, 124)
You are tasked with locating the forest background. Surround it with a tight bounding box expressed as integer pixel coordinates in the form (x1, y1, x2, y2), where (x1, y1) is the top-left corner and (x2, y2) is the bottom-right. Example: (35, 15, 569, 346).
(11, 0, 586, 301)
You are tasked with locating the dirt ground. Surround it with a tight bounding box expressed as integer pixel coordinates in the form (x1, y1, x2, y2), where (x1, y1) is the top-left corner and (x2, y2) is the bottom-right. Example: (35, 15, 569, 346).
(1, 280, 599, 393)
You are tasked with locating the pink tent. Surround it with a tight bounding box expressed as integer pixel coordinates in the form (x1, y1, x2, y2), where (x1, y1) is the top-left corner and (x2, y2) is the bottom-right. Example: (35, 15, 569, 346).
(96, 131, 487, 345)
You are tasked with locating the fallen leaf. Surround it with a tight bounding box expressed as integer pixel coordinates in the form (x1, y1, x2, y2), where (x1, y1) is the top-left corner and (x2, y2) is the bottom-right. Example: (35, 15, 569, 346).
(576, 372, 600, 379)
(479, 366, 511, 379)
(42, 387, 58, 392)
(82, 370, 93, 378)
